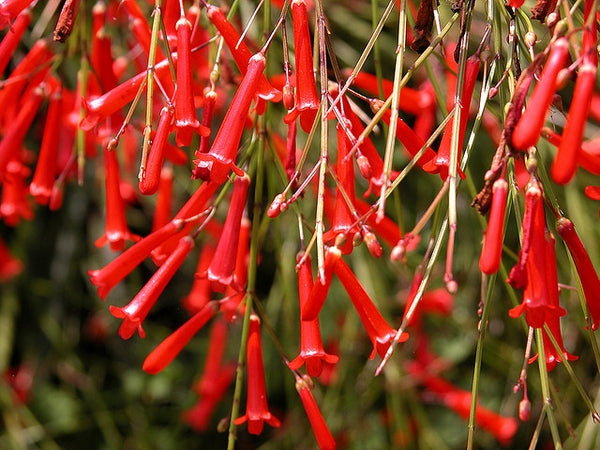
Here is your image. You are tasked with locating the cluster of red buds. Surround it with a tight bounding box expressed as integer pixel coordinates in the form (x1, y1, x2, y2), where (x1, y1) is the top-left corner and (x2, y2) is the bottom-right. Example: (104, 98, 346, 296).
(1, 0, 599, 447)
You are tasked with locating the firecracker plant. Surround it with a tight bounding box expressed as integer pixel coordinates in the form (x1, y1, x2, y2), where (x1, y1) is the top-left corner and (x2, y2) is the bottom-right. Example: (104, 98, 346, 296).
(1, 0, 600, 448)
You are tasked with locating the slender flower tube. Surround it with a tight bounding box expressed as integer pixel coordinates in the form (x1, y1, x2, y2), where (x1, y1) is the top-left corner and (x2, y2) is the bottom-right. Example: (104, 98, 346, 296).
(552, 64, 596, 181)
(381, 109, 436, 168)
(182, 244, 215, 314)
(220, 217, 251, 321)
(511, 37, 570, 150)
(508, 192, 564, 328)
(423, 54, 480, 180)
(95, 146, 141, 251)
(89, 218, 188, 300)
(325, 119, 359, 254)
(302, 246, 342, 321)
(0, 10, 31, 74)
(143, 301, 218, 374)
(195, 317, 230, 397)
(205, 4, 281, 103)
(0, 84, 45, 178)
(208, 174, 250, 292)
(479, 177, 508, 274)
(295, 377, 336, 449)
(507, 181, 542, 289)
(1, 159, 33, 226)
(110, 236, 195, 339)
(174, 17, 207, 146)
(197, 88, 217, 156)
(284, 0, 319, 133)
(0, 39, 53, 127)
(334, 258, 408, 359)
(234, 314, 281, 435)
(151, 167, 174, 232)
(556, 217, 600, 329)
(192, 54, 266, 184)
(289, 253, 339, 377)
(0, 0, 34, 29)
(80, 57, 175, 131)
(30, 87, 63, 205)
(150, 181, 220, 264)
(139, 105, 174, 195)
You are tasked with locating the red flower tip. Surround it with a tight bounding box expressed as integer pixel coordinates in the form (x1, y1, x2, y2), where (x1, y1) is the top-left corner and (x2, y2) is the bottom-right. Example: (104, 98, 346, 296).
(234, 314, 281, 435)
(143, 302, 218, 374)
(109, 236, 195, 339)
(295, 377, 336, 449)
(479, 178, 508, 274)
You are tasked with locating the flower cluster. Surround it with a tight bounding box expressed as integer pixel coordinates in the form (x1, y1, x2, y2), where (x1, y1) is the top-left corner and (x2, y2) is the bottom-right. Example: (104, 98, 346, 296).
(1, 0, 600, 448)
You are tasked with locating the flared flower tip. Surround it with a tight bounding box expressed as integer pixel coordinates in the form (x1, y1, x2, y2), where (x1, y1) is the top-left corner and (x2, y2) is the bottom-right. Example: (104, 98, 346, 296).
(88, 269, 111, 300)
(109, 305, 145, 339)
(288, 352, 339, 378)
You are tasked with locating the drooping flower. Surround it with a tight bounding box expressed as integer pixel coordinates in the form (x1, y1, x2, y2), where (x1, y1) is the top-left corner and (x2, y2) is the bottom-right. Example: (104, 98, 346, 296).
(207, 174, 250, 292)
(511, 37, 570, 150)
(334, 258, 408, 359)
(302, 246, 342, 321)
(139, 105, 175, 195)
(289, 253, 339, 377)
(234, 314, 281, 435)
(284, 0, 320, 133)
(143, 301, 218, 374)
(479, 177, 508, 274)
(110, 236, 195, 339)
(192, 54, 266, 185)
(556, 217, 600, 330)
(95, 145, 141, 251)
(295, 377, 336, 449)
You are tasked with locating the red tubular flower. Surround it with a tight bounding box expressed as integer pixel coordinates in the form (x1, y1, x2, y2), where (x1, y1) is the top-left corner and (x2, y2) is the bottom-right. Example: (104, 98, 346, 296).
(350, 70, 433, 116)
(511, 37, 570, 150)
(89, 218, 188, 300)
(551, 10, 597, 184)
(182, 243, 215, 314)
(234, 314, 281, 435)
(289, 253, 339, 377)
(30, 87, 62, 205)
(302, 246, 342, 321)
(0, 236, 23, 281)
(381, 109, 437, 169)
(197, 89, 217, 156)
(151, 166, 174, 231)
(0, 84, 45, 178)
(0, 39, 53, 128)
(80, 57, 174, 131)
(508, 189, 565, 328)
(419, 374, 518, 446)
(192, 54, 265, 185)
(423, 54, 480, 180)
(207, 174, 250, 292)
(174, 17, 208, 146)
(150, 181, 220, 264)
(1, 159, 33, 226)
(0, 10, 31, 74)
(479, 177, 508, 274)
(110, 236, 195, 339)
(284, 0, 319, 133)
(334, 258, 408, 359)
(324, 119, 359, 254)
(195, 317, 230, 397)
(143, 301, 218, 374)
(295, 378, 336, 450)
(139, 105, 174, 195)
(95, 146, 141, 251)
(220, 217, 251, 321)
(533, 230, 577, 371)
(205, 4, 281, 103)
(507, 181, 541, 289)
(556, 217, 600, 330)
(0, 0, 34, 29)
